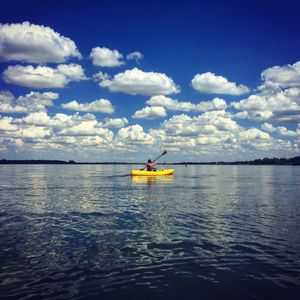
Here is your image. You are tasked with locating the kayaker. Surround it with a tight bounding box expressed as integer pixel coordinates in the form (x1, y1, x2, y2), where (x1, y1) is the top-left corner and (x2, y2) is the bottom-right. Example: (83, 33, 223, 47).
(146, 159, 156, 171)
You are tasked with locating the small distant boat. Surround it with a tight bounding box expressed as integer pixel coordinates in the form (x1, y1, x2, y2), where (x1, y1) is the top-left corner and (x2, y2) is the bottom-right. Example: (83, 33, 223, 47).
(131, 169, 174, 176)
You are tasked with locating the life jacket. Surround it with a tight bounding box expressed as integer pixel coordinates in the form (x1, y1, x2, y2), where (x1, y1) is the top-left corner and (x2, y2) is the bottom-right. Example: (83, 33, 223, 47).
(146, 162, 156, 171)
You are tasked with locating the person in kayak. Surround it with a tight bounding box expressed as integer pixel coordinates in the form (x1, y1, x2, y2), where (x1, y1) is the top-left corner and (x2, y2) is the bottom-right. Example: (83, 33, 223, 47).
(146, 159, 156, 171)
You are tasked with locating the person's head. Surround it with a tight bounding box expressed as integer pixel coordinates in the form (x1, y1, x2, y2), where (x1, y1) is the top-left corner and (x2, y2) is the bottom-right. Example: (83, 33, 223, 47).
(148, 159, 152, 163)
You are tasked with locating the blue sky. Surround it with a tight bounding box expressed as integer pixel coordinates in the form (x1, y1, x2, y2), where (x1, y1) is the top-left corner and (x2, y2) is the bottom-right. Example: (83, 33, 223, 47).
(0, 0, 300, 162)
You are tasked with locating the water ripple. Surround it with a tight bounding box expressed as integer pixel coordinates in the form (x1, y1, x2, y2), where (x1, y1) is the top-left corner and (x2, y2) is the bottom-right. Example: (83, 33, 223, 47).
(0, 165, 300, 299)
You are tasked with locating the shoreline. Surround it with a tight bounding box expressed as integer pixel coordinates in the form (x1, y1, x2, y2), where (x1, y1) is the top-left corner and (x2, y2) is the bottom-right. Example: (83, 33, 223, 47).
(1, 157, 300, 166)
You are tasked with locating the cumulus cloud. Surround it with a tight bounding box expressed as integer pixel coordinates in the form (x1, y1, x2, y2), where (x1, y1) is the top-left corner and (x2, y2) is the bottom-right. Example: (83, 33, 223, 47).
(132, 106, 167, 120)
(196, 98, 228, 111)
(234, 110, 274, 121)
(0, 116, 53, 140)
(2, 59, 300, 159)
(89, 47, 124, 67)
(2, 64, 87, 88)
(261, 123, 276, 133)
(0, 112, 114, 149)
(262, 123, 300, 137)
(16, 111, 97, 129)
(16, 112, 52, 127)
(0, 102, 28, 114)
(61, 99, 114, 114)
(259, 61, 300, 91)
(231, 88, 300, 122)
(1, 109, 298, 159)
(147, 95, 227, 112)
(102, 118, 128, 128)
(18, 126, 53, 139)
(147, 110, 281, 155)
(0, 91, 58, 113)
(191, 72, 250, 95)
(0, 116, 18, 131)
(133, 111, 293, 159)
(158, 111, 239, 137)
(0, 22, 81, 63)
(238, 128, 270, 142)
(0, 90, 14, 102)
(126, 51, 143, 62)
(93, 71, 110, 82)
(232, 61, 300, 123)
(57, 120, 113, 138)
(97, 68, 180, 96)
(116, 124, 154, 145)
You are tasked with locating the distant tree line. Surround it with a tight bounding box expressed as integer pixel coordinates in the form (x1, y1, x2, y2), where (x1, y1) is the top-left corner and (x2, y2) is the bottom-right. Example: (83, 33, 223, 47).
(176, 156, 300, 165)
(0, 159, 76, 164)
(0, 156, 300, 165)
(0, 159, 139, 165)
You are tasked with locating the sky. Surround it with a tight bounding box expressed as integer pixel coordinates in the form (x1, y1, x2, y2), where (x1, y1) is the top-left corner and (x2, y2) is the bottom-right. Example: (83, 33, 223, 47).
(0, 0, 300, 162)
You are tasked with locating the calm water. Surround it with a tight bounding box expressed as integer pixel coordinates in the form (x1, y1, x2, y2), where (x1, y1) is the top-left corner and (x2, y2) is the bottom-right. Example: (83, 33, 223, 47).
(0, 165, 300, 300)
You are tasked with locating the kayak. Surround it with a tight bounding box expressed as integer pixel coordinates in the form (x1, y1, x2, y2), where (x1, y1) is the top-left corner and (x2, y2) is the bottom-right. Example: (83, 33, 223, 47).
(131, 169, 174, 176)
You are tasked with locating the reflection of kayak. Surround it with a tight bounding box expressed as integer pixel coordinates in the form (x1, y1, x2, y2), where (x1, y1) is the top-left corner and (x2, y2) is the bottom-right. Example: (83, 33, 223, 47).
(131, 175, 174, 184)
(131, 169, 174, 176)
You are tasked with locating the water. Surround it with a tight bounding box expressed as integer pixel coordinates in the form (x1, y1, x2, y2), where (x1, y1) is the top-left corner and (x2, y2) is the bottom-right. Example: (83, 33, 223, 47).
(0, 165, 300, 299)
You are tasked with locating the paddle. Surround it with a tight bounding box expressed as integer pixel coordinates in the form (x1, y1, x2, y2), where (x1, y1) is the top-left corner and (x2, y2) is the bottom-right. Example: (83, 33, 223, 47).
(140, 150, 167, 170)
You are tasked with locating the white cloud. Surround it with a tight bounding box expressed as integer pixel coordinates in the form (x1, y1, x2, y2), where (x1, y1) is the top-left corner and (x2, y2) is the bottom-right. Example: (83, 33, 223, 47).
(146, 95, 227, 112)
(89, 47, 124, 67)
(132, 106, 167, 120)
(126, 51, 143, 62)
(116, 124, 154, 145)
(158, 111, 239, 138)
(61, 99, 114, 114)
(3, 64, 87, 88)
(98, 67, 180, 96)
(57, 120, 113, 138)
(276, 127, 298, 137)
(262, 123, 300, 137)
(191, 72, 250, 95)
(103, 118, 128, 128)
(16, 111, 52, 127)
(3, 58, 300, 159)
(147, 95, 190, 111)
(93, 71, 110, 82)
(16, 111, 97, 129)
(0, 91, 58, 113)
(146, 111, 283, 155)
(196, 98, 227, 111)
(261, 123, 276, 133)
(159, 114, 203, 137)
(0, 112, 115, 154)
(234, 110, 274, 121)
(137, 110, 285, 157)
(0, 102, 28, 114)
(0, 116, 53, 140)
(2, 111, 114, 141)
(18, 126, 53, 139)
(17, 91, 58, 108)
(259, 61, 300, 91)
(238, 128, 271, 142)
(232, 61, 300, 123)
(231, 88, 300, 122)
(0, 90, 14, 102)
(0, 116, 18, 131)
(1, 109, 298, 160)
(0, 22, 81, 63)
(234, 111, 249, 119)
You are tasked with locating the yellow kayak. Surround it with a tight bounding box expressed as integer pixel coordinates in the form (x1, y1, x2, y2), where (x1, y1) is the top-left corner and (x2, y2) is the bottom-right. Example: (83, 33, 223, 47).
(131, 169, 174, 176)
